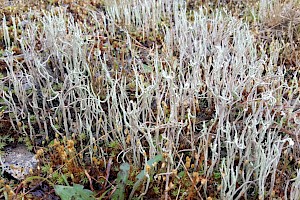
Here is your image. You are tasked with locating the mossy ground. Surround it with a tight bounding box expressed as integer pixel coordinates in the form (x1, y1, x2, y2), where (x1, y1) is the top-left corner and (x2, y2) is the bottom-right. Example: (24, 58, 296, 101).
(1, 0, 300, 199)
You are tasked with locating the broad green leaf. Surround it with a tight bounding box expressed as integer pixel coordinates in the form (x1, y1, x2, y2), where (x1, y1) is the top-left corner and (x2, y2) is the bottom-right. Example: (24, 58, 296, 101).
(54, 184, 94, 200)
(112, 163, 130, 200)
(136, 154, 163, 180)
(129, 154, 163, 199)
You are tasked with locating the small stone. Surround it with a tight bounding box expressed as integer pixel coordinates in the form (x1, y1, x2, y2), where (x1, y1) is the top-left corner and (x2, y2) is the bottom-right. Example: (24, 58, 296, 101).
(2, 145, 38, 180)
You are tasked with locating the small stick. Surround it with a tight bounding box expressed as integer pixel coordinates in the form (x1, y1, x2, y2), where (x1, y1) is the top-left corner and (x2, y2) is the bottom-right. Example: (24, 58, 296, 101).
(84, 170, 94, 191)
(104, 157, 113, 188)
